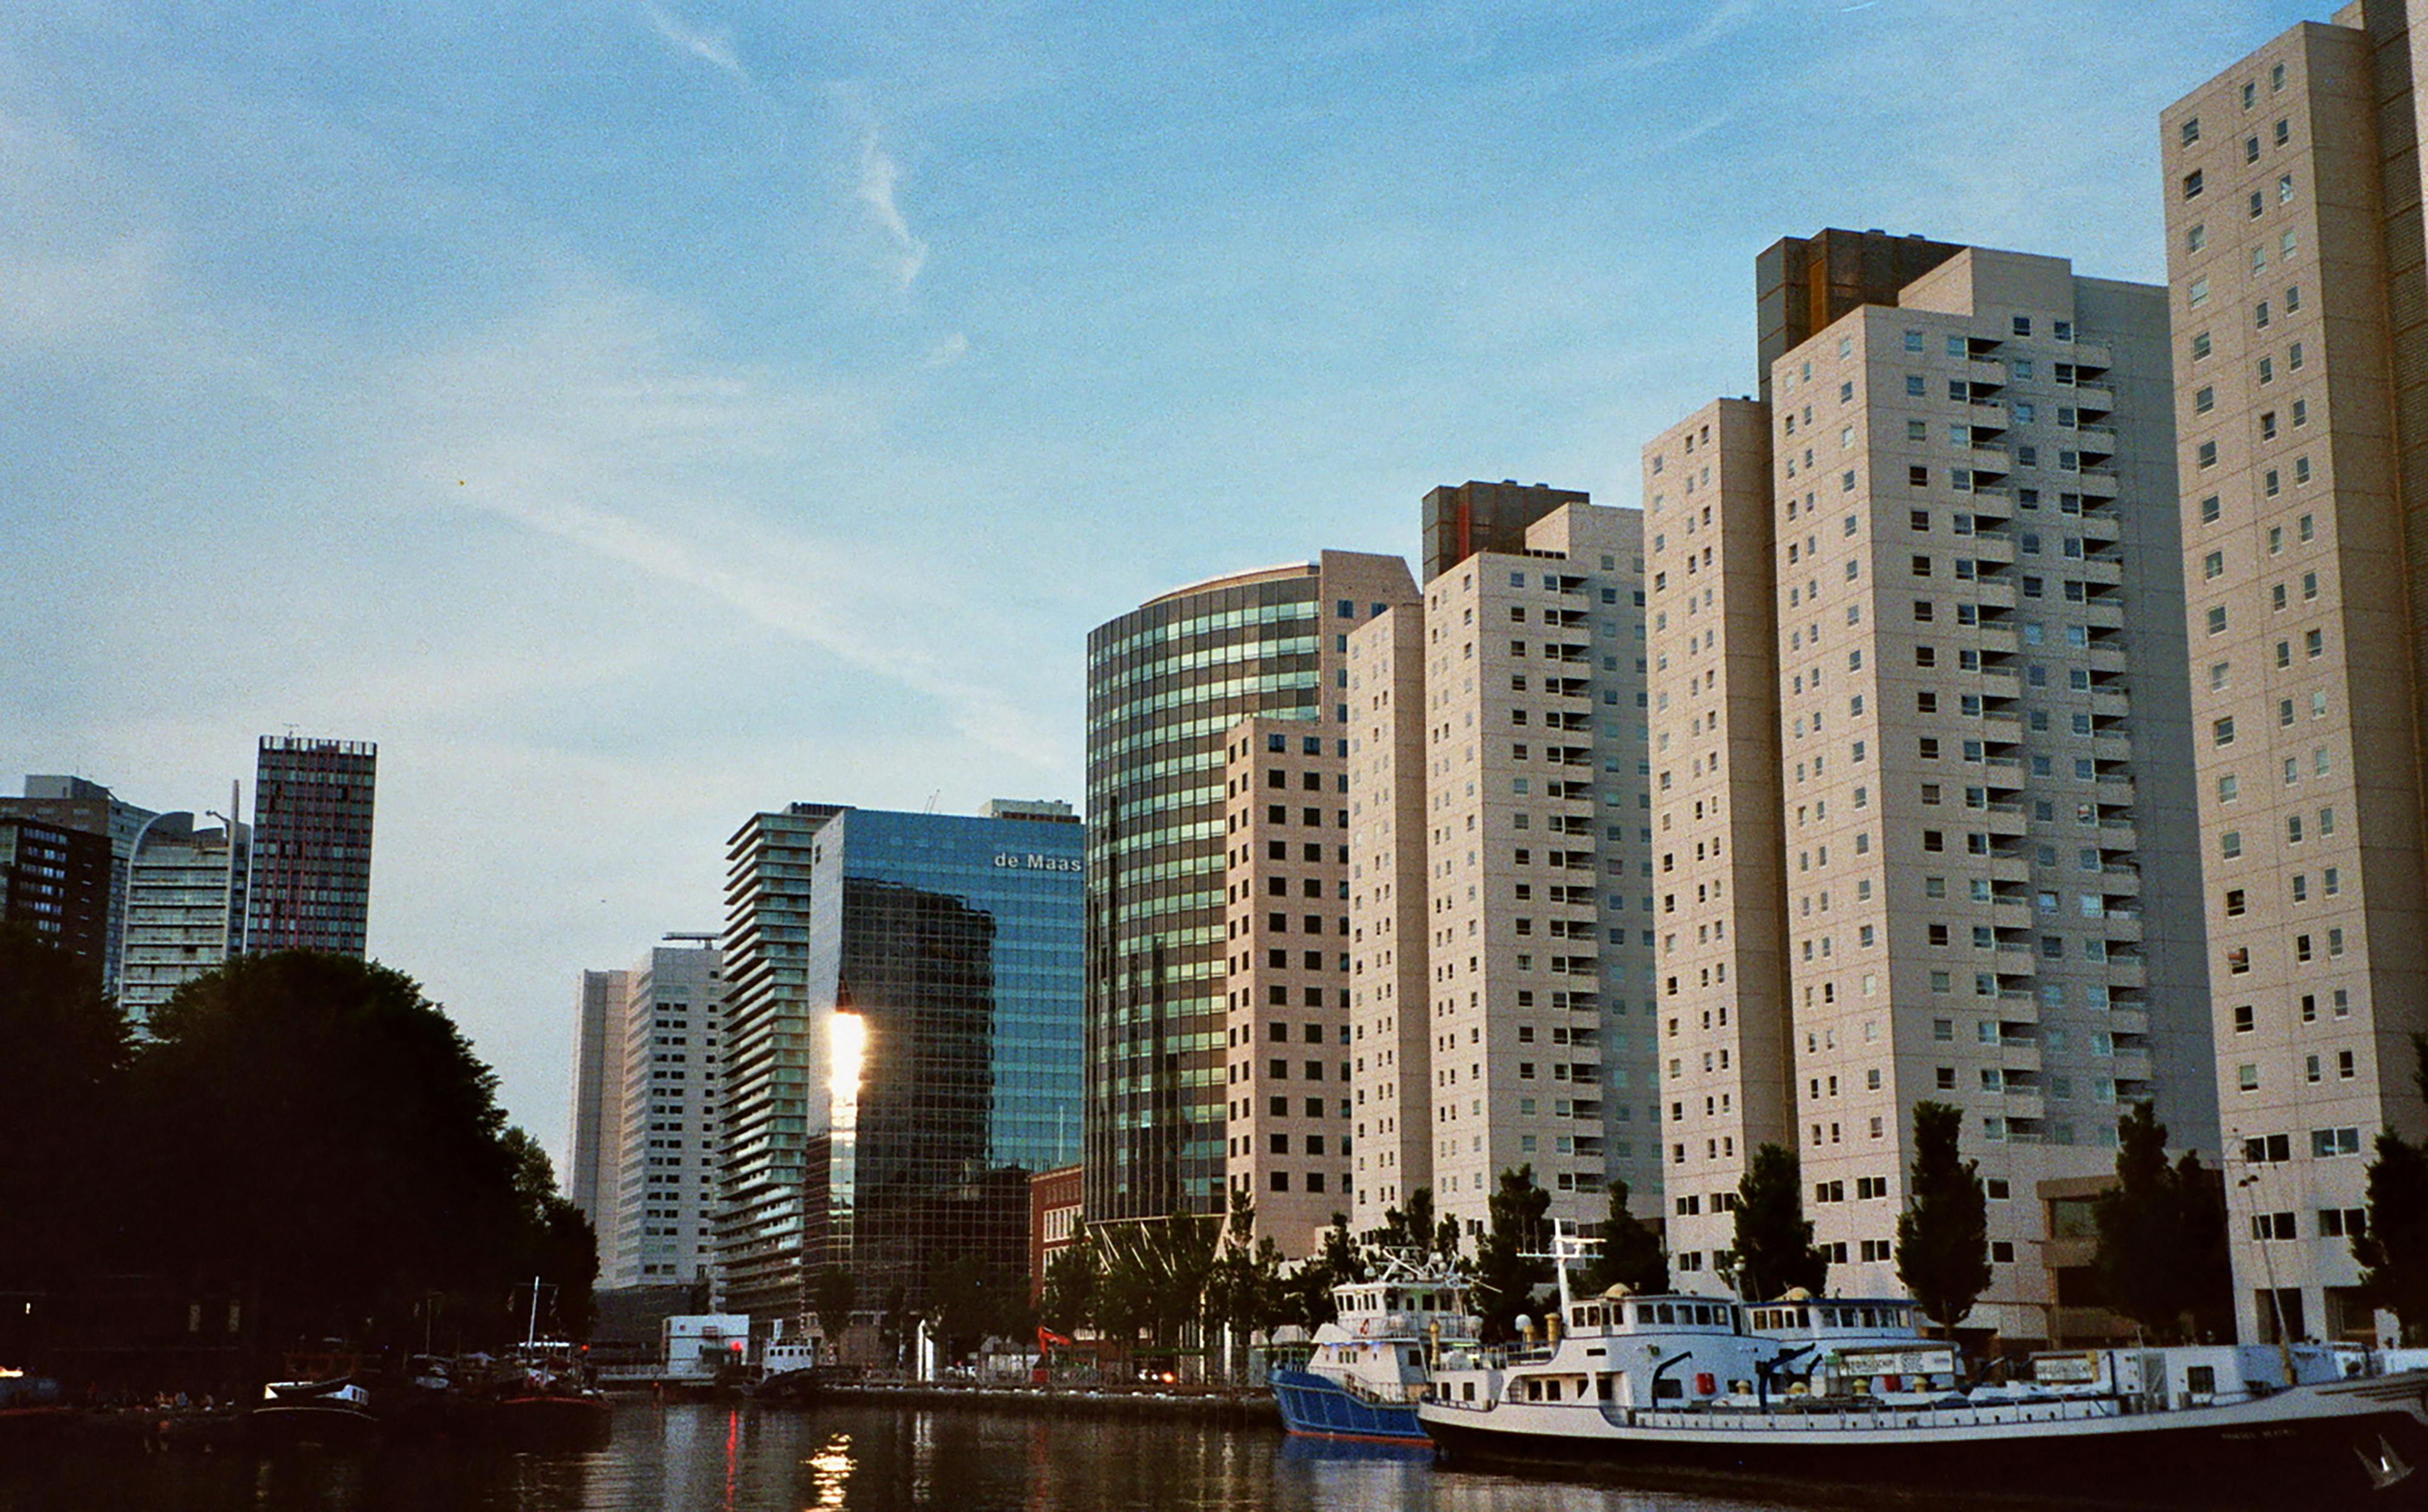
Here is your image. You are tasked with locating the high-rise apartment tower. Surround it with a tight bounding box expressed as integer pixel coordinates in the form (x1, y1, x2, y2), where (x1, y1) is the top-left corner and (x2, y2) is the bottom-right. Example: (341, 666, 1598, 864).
(2162, 2, 2428, 1346)
(1346, 502, 1660, 1240)
(1647, 245, 2215, 1340)
(245, 736, 376, 957)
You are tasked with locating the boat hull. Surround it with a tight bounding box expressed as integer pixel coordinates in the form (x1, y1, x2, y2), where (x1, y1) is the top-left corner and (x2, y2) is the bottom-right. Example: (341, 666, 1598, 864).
(1422, 1375, 2428, 1507)
(1270, 1368, 1428, 1446)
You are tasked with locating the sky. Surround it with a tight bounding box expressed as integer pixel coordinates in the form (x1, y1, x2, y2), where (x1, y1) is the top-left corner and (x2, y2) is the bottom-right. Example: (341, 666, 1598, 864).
(2, 0, 2324, 1168)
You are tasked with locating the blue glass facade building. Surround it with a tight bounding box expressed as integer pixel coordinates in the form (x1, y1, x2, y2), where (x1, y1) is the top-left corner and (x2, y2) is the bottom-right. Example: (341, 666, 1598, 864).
(781, 802, 1083, 1316)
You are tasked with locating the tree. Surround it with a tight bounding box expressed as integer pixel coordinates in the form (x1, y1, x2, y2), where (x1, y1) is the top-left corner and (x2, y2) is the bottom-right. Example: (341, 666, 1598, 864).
(1202, 1188, 1284, 1377)
(1095, 1215, 1217, 1349)
(1581, 1178, 1669, 1297)
(1730, 1144, 1827, 1301)
(498, 1128, 598, 1341)
(810, 1264, 859, 1355)
(1286, 1212, 1366, 1329)
(1373, 1187, 1460, 1263)
(2092, 1101, 2232, 1342)
(136, 951, 533, 1352)
(1472, 1166, 1553, 1340)
(1038, 1241, 1094, 1336)
(1895, 1102, 1990, 1336)
(931, 1253, 1009, 1363)
(0, 924, 135, 1292)
(2358, 1034, 2428, 1341)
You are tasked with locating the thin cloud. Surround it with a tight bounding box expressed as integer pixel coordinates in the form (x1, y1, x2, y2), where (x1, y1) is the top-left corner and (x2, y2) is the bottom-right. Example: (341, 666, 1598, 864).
(640, 1, 747, 83)
(858, 134, 928, 290)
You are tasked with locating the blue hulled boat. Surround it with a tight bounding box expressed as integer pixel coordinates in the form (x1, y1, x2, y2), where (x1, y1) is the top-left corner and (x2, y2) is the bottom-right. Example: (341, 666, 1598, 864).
(1271, 1253, 1474, 1446)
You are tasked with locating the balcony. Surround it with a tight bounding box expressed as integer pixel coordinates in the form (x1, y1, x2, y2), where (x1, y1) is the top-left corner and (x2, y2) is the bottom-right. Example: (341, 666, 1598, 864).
(2077, 467, 2120, 498)
(2069, 339, 2114, 373)
(2072, 382, 2115, 414)
(2075, 555, 2124, 588)
(2106, 956, 2148, 990)
(1970, 578, 2019, 611)
(1976, 623, 2021, 657)
(2090, 687, 2131, 720)
(1968, 358, 2008, 388)
(2075, 425, 2118, 458)
(2104, 911, 2145, 945)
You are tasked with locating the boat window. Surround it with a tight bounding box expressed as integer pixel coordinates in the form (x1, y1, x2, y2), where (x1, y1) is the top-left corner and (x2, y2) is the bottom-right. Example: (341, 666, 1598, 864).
(1659, 1304, 1677, 1324)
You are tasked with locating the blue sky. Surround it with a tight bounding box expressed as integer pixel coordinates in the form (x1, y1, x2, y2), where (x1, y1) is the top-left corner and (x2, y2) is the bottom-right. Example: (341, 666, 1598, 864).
(2, 0, 2317, 1162)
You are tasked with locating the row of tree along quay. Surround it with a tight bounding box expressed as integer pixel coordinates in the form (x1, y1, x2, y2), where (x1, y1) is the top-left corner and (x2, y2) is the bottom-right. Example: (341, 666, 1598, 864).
(0, 925, 597, 1404)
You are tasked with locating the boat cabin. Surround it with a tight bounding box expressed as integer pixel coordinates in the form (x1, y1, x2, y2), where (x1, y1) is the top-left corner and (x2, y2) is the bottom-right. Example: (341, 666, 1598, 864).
(1743, 1297, 1919, 1343)
(1565, 1294, 1738, 1338)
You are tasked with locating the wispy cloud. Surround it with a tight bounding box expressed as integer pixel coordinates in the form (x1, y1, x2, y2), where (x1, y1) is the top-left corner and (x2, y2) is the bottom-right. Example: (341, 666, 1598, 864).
(382, 276, 1060, 772)
(640, 1, 747, 83)
(857, 134, 928, 290)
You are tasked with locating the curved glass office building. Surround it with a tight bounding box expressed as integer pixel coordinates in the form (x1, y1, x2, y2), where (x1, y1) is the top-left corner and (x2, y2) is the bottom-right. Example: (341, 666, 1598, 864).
(1084, 552, 1416, 1232)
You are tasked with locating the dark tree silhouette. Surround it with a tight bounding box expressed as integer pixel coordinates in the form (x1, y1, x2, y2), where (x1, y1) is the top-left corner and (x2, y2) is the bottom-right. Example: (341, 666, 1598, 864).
(1730, 1144, 1828, 1301)
(2092, 1101, 2231, 1342)
(0, 924, 135, 1292)
(1473, 1166, 1553, 1340)
(136, 951, 554, 1353)
(1581, 1178, 1669, 1297)
(1896, 1101, 1990, 1336)
(2357, 1034, 2428, 1341)
(810, 1264, 859, 1355)
(1372, 1187, 1462, 1262)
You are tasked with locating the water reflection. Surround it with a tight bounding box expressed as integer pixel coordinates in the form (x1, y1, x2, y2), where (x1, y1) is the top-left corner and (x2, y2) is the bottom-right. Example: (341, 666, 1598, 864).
(0, 1402, 1964, 1512)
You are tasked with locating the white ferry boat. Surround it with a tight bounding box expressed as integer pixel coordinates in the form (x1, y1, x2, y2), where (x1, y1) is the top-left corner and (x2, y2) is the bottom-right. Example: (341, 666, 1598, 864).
(1269, 1252, 1476, 1445)
(1418, 1230, 2428, 1504)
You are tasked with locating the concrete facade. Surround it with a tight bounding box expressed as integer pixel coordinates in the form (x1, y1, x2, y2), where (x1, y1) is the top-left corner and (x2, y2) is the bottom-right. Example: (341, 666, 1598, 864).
(566, 968, 627, 1242)
(609, 940, 725, 1289)
(1646, 247, 2215, 1339)
(2162, 4, 2428, 1345)
(1219, 716, 1353, 1252)
(1344, 503, 1660, 1241)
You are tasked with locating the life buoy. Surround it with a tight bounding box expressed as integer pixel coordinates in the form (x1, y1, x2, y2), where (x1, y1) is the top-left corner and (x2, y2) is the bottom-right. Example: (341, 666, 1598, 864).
(1357, 1316, 1373, 1337)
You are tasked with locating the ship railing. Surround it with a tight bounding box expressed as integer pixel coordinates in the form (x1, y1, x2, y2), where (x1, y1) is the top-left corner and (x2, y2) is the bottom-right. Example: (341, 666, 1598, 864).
(1629, 1396, 2128, 1432)
(1334, 1377, 1426, 1406)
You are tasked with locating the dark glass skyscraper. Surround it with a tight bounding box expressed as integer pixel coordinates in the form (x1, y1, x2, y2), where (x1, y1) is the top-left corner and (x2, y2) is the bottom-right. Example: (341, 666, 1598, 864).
(245, 736, 376, 956)
(716, 799, 1082, 1323)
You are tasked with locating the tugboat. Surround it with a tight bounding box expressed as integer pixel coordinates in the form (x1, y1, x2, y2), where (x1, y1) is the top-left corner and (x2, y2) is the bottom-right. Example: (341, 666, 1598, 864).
(1419, 1226, 2428, 1505)
(249, 1374, 382, 1451)
(1270, 1252, 1475, 1445)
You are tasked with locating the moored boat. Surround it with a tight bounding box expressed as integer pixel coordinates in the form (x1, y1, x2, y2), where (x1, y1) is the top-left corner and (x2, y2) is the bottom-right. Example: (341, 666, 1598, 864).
(248, 1375, 382, 1451)
(1418, 1229, 2428, 1505)
(1270, 1252, 1475, 1446)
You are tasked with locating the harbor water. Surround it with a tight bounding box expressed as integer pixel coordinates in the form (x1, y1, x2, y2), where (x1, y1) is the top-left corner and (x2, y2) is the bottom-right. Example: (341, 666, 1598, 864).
(0, 1399, 2255, 1511)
